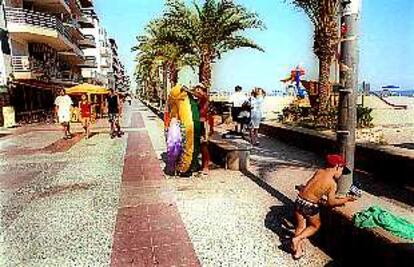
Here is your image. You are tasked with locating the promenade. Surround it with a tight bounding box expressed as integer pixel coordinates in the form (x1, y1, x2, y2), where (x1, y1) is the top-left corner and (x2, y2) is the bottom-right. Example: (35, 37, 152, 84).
(1, 100, 412, 266)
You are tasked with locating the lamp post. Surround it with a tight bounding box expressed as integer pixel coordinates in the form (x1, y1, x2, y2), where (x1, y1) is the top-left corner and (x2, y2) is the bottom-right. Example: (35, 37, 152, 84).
(337, 0, 361, 195)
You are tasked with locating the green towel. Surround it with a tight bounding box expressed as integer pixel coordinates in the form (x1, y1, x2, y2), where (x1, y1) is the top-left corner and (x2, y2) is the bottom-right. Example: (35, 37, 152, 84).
(353, 206, 414, 240)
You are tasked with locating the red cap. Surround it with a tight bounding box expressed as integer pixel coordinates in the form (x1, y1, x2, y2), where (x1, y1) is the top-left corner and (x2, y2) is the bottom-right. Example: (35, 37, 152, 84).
(326, 154, 351, 174)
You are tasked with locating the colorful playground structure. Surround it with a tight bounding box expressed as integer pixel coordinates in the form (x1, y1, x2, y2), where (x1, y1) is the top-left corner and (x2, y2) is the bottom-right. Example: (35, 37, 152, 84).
(281, 65, 307, 99)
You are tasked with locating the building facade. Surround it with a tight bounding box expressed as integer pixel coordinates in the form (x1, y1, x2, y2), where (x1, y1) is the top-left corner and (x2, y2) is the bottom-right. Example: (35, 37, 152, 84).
(78, 2, 112, 89)
(4, 0, 85, 123)
(109, 38, 129, 92)
(0, 0, 128, 126)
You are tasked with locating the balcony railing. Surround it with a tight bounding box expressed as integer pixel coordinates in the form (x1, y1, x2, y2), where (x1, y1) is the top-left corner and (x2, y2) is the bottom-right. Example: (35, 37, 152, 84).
(79, 57, 97, 68)
(5, 7, 72, 42)
(79, 34, 96, 48)
(12, 56, 31, 72)
(78, 13, 94, 28)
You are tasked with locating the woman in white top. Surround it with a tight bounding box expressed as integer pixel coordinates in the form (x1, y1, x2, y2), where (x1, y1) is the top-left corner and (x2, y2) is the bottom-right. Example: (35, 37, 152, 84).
(229, 85, 248, 134)
(249, 88, 265, 146)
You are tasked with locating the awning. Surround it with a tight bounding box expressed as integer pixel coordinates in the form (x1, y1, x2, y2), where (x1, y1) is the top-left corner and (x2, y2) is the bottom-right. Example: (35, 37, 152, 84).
(11, 79, 64, 91)
(66, 83, 109, 95)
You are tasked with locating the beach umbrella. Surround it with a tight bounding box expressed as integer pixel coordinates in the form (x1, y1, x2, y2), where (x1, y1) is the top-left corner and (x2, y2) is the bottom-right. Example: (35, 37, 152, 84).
(66, 83, 109, 95)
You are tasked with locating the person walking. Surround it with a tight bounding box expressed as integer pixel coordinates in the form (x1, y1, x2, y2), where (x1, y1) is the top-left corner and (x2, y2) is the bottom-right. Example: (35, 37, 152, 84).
(125, 94, 132, 106)
(192, 83, 212, 175)
(106, 89, 123, 138)
(79, 93, 92, 139)
(249, 88, 265, 146)
(229, 85, 248, 134)
(54, 89, 73, 140)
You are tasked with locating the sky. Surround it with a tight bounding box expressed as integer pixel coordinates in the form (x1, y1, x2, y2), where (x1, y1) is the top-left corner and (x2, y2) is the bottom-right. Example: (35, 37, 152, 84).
(95, 0, 414, 92)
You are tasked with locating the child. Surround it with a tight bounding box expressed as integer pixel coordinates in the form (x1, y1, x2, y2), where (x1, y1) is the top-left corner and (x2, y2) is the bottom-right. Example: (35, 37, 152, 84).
(291, 154, 357, 260)
(79, 94, 92, 139)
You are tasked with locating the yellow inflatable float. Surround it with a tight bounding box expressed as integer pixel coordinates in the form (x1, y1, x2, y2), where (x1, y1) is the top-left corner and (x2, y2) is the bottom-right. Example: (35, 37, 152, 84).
(166, 85, 200, 174)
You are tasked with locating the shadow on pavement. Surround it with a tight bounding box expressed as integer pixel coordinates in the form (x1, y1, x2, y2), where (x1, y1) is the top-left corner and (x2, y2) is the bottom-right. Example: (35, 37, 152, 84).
(393, 143, 414, 150)
(264, 205, 295, 254)
(243, 169, 343, 266)
(324, 260, 342, 267)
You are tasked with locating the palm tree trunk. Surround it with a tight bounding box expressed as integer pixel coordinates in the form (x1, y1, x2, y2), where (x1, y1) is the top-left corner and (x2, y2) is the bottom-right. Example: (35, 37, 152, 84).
(317, 57, 331, 120)
(162, 63, 168, 109)
(199, 49, 213, 91)
(169, 62, 178, 86)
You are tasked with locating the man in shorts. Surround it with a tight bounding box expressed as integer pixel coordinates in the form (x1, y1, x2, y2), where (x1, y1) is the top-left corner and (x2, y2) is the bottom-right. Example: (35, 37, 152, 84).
(229, 85, 248, 134)
(54, 89, 73, 139)
(291, 154, 357, 259)
(106, 89, 123, 138)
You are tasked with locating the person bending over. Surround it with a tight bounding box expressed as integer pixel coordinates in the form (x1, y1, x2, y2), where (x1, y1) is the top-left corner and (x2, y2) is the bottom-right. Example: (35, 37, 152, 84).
(291, 154, 357, 260)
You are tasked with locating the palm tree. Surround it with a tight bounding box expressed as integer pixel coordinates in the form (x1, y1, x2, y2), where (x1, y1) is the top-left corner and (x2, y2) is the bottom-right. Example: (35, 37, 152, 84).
(133, 36, 159, 100)
(163, 0, 265, 90)
(291, 0, 341, 120)
(133, 19, 198, 102)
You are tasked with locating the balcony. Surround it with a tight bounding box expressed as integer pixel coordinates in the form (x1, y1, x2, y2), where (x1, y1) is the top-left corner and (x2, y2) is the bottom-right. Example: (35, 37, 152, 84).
(79, 0, 93, 8)
(11, 56, 81, 83)
(78, 12, 95, 28)
(63, 19, 83, 41)
(11, 56, 35, 79)
(78, 56, 97, 68)
(53, 70, 83, 86)
(5, 7, 81, 55)
(100, 47, 110, 56)
(78, 34, 96, 48)
(30, 0, 71, 15)
(100, 58, 110, 68)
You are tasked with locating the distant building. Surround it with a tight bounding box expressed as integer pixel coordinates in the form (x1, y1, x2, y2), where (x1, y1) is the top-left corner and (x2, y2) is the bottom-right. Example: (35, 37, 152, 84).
(78, 2, 112, 89)
(109, 38, 129, 91)
(362, 81, 370, 96)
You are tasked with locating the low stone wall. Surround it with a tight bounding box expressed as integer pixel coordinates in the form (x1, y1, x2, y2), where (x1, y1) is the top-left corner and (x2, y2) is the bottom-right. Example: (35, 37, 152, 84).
(319, 205, 413, 266)
(259, 123, 414, 187)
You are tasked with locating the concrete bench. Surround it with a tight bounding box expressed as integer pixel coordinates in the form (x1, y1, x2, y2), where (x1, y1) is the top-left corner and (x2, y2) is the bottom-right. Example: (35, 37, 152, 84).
(209, 135, 252, 171)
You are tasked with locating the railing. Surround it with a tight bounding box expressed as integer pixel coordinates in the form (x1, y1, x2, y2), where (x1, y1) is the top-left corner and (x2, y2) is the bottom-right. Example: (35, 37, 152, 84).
(84, 34, 95, 41)
(78, 12, 94, 27)
(12, 56, 31, 72)
(5, 7, 72, 42)
(79, 56, 97, 67)
(79, 34, 96, 47)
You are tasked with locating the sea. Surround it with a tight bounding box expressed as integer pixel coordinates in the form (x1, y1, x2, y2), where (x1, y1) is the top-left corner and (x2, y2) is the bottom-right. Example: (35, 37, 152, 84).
(373, 90, 414, 97)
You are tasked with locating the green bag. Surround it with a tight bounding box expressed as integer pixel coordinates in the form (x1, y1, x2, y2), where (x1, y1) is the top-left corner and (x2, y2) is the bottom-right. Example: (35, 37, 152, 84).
(353, 206, 414, 240)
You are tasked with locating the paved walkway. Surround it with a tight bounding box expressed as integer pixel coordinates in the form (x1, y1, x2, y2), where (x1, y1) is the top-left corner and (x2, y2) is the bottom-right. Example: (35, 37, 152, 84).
(1, 100, 411, 266)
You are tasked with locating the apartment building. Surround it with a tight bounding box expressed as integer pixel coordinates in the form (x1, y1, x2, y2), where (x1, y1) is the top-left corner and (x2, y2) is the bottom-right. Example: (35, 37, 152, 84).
(4, 0, 85, 123)
(0, 1, 12, 126)
(0, 0, 128, 125)
(78, 2, 112, 89)
(109, 38, 129, 92)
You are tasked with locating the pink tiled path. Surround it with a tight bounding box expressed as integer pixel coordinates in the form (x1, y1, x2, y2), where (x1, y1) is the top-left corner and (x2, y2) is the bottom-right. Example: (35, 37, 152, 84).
(111, 112, 200, 267)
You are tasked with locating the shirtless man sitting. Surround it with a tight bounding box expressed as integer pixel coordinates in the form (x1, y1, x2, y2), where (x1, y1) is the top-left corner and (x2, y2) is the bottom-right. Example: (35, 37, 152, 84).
(291, 154, 357, 259)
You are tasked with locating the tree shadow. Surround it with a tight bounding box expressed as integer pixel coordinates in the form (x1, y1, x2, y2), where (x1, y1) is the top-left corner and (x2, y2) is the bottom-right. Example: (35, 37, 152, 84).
(243, 169, 342, 265)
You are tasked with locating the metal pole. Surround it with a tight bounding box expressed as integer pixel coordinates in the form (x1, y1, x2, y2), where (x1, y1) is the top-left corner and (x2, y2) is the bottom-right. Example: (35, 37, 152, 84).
(337, 0, 361, 195)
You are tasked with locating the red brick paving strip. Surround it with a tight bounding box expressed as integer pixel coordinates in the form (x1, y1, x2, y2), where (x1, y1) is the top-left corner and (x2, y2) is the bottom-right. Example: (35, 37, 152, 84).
(111, 113, 200, 267)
